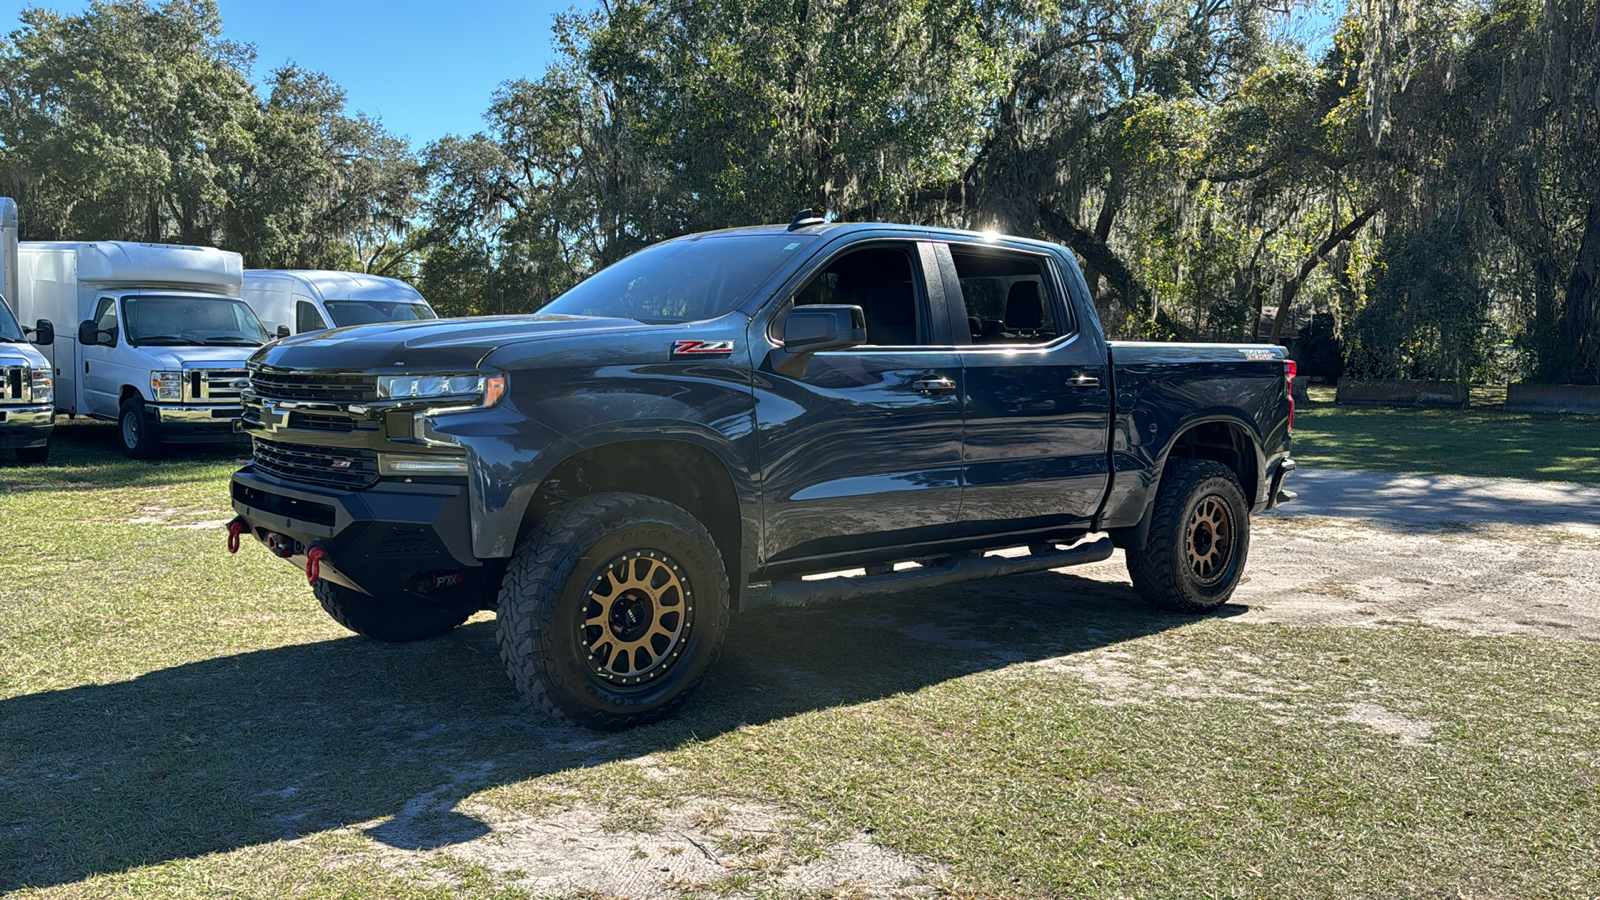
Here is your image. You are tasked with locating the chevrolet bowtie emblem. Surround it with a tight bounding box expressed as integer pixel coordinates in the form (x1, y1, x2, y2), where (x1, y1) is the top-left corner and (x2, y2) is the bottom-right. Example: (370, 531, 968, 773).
(260, 401, 288, 433)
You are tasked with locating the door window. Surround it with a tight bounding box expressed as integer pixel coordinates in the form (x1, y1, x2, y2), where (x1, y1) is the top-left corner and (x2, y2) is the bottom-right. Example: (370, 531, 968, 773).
(296, 300, 328, 333)
(93, 296, 118, 346)
(949, 248, 1068, 344)
(791, 245, 929, 346)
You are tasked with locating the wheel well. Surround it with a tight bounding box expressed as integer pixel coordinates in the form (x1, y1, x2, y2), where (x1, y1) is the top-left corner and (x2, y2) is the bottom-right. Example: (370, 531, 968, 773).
(1164, 421, 1258, 506)
(524, 440, 744, 599)
(119, 386, 141, 405)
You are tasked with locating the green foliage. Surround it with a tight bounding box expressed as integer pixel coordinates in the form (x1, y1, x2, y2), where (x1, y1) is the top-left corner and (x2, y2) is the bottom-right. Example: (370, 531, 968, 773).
(1347, 220, 1491, 381)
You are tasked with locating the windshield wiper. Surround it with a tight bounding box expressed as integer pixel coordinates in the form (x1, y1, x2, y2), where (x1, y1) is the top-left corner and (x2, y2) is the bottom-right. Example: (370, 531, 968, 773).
(200, 336, 264, 345)
(132, 335, 197, 345)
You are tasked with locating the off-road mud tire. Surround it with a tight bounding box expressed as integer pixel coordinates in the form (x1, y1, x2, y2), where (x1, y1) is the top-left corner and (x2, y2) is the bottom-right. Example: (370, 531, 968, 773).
(496, 492, 731, 730)
(315, 578, 474, 642)
(119, 397, 161, 459)
(1127, 458, 1251, 613)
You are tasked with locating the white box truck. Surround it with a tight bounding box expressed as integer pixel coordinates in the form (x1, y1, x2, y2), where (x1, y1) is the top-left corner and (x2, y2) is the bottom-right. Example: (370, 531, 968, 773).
(15, 239, 270, 458)
(1, 198, 57, 464)
(241, 270, 437, 336)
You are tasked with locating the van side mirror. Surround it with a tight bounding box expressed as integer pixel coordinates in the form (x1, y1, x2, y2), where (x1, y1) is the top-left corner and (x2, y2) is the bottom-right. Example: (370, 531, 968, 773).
(28, 319, 54, 346)
(275, 325, 291, 339)
(78, 319, 111, 347)
(770, 304, 867, 377)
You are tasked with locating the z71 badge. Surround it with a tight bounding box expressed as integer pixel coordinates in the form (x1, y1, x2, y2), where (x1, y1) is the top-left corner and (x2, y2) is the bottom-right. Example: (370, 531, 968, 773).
(671, 340, 735, 358)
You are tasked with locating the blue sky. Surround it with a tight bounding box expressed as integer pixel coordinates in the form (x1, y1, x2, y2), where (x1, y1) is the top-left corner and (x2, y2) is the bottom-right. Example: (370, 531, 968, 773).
(0, 0, 589, 146)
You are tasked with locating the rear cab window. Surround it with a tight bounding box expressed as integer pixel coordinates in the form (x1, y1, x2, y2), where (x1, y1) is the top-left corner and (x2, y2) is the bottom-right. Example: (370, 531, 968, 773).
(949, 247, 1071, 345)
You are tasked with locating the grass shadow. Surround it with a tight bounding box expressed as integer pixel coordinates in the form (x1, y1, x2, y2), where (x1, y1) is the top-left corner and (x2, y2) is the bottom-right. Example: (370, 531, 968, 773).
(0, 566, 1207, 890)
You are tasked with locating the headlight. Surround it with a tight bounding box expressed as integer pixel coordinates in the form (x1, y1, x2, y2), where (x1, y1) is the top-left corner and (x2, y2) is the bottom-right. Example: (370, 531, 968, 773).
(379, 453, 471, 476)
(378, 373, 505, 405)
(30, 369, 52, 405)
(150, 370, 183, 402)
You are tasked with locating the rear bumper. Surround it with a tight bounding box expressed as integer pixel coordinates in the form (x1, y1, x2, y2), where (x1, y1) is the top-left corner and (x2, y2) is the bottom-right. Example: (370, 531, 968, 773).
(0, 406, 54, 449)
(151, 404, 245, 443)
(229, 465, 484, 602)
(1265, 457, 1297, 509)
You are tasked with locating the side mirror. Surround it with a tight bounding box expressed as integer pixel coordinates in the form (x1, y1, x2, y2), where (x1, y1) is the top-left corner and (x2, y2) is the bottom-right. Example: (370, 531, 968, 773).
(275, 325, 291, 339)
(29, 319, 54, 346)
(78, 320, 111, 347)
(771, 304, 866, 376)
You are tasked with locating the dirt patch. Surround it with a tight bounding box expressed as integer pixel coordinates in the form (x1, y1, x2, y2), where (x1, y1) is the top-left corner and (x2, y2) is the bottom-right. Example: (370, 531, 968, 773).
(353, 797, 946, 899)
(1342, 702, 1436, 744)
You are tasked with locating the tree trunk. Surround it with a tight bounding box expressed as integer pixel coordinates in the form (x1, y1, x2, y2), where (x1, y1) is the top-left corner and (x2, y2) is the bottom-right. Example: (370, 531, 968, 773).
(1269, 204, 1380, 345)
(1557, 196, 1600, 383)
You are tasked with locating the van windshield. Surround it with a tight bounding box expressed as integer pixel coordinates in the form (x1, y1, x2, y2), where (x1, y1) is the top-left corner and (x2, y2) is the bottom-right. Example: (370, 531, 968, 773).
(124, 296, 269, 347)
(0, 300, 24, 342)
(538, 234, 808, 323)
(323, 300, 438, 328)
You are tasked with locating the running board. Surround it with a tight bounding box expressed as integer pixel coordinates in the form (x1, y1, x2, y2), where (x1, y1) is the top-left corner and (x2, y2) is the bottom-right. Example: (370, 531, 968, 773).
(763, 536, 1115, 607)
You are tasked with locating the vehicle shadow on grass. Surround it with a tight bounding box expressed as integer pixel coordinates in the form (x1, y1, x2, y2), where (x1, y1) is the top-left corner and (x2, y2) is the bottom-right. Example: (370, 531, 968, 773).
(0, 568, 1230, 890)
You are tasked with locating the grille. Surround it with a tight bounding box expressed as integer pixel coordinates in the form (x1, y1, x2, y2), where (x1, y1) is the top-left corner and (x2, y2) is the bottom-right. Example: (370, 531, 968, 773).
(1, 367, 25, 404)
(249, 369, 376, 402)
(189, 368, 247, 402)
(238, 408, 376, 434)
(252, 438, 379, 490)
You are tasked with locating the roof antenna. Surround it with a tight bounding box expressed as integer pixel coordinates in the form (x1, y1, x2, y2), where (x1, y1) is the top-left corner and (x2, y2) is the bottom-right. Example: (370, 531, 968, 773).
(787, 208, 827, 231)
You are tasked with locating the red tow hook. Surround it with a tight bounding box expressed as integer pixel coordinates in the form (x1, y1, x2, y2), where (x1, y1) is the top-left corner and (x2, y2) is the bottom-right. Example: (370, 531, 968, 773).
(305, 545, 327, 585)
(225, 518, 248, 554)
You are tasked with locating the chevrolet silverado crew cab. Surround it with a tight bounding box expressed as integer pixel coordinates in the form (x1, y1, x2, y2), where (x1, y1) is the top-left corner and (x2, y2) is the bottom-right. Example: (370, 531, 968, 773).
(227, 218, 1297, 729)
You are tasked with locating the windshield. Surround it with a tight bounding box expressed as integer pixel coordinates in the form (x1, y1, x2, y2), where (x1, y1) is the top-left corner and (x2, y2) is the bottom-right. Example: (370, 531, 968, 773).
(539, 234, 809, 323)
(323, 300, 438, 328)
(0, 299, 23, 342)
(124, 295, 269, 347)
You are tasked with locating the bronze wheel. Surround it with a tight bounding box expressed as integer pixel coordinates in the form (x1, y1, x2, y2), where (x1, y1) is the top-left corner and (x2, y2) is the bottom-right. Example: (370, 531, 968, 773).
(1184, 495, 1235, 584)
(581, 551, 694, 686)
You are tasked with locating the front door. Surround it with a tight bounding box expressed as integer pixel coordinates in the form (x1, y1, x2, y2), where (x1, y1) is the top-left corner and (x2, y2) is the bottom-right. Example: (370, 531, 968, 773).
(943, 242, 1112, 532)
(80, 296, 122, 417)
(754, 240, 966, 566)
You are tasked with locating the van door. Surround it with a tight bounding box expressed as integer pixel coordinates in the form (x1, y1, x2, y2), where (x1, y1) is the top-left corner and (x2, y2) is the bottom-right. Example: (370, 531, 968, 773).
(80, 296, 122, 417)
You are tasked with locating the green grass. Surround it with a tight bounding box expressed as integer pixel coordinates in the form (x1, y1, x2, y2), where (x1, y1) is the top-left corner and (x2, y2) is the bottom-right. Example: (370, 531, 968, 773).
(3, 419, 1599, 898)
(1292, 386, 1600, 484)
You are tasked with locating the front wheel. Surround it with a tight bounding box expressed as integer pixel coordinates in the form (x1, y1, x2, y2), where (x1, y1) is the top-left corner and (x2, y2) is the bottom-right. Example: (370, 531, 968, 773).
(496, 492, 731, 730)
(1126, 459, 1251, 613)
(119, 397, 161, 459)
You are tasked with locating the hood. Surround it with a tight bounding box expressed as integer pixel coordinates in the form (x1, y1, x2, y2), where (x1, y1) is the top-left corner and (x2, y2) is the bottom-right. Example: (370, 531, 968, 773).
(130, 345, 259, 370)
(251, 313, 653, 371)
(0, 342, 50, 368)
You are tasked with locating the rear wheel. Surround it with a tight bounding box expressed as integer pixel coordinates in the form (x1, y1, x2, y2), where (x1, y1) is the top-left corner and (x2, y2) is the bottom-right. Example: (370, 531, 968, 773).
(496, 492, 731, 730)
(1126, 459, 1250, 613)
(315, 579, 474, 642)
(119, 397, 161, 459)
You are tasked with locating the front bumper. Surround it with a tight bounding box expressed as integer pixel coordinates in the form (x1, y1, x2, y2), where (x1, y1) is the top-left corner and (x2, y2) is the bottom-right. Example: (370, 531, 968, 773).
(0, 405, 54, 449)
(230, 465, 487, 604)
(151, 404, 246, 443)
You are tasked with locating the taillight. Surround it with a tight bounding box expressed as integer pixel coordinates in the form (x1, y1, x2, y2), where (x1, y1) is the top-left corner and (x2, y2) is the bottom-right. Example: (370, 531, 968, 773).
(1285, 359, 1297, 431)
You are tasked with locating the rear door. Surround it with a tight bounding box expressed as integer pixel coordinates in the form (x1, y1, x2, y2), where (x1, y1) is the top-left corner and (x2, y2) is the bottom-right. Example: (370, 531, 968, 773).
(753, 238, 967, 565)
(942, 241, 1112, 531)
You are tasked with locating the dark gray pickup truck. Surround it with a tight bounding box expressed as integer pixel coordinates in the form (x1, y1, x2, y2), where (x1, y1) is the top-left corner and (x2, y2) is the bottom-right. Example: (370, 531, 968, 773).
(227, 219, 1297, 729)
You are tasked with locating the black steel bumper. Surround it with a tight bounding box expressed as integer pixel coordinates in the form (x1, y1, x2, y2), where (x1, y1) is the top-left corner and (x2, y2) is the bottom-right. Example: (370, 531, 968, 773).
(230, 466, 486, 603)
(0, 406, 53, 449)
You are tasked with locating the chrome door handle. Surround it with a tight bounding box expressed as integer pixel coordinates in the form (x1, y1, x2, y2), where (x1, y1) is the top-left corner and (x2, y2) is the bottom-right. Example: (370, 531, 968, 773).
(912, 376, 958, 392)
(1066, 373, 1100, 388)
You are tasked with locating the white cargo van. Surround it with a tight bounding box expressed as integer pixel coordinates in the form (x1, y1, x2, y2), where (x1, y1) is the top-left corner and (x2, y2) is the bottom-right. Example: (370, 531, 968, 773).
(0, 198, 57, 463)
(241, 270, 436, 336)
(15, 240, 269, 458)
